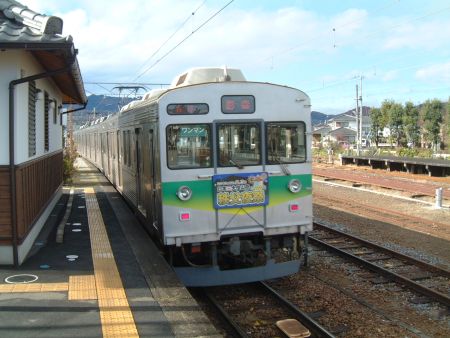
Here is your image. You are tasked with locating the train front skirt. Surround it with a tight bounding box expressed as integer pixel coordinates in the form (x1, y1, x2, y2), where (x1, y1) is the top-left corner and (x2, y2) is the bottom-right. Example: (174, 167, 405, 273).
(174, 258, 301, 287)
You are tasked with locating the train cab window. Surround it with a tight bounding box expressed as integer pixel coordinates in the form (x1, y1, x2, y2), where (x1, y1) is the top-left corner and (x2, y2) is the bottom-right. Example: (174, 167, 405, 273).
(167, 124, 212, 169)
(218, 123, 261, 167)
(266, 122, 306, 164)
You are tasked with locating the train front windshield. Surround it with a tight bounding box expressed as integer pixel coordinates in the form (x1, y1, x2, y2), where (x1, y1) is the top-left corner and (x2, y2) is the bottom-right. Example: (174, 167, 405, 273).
(218, 123, 260, 167)
(267, 122, 306, 163)
(167, 124, 211, 169)
(166, 121, 306, 169)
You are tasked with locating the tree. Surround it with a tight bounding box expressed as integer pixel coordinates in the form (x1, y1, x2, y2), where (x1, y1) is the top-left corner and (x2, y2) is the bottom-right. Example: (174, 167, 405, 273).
(369, 107, 384, 147)
(421, 99, 443, 151)
(381, 100, 403, 147)
(403, 101, 420, 147)
(445, 98, 450, 150)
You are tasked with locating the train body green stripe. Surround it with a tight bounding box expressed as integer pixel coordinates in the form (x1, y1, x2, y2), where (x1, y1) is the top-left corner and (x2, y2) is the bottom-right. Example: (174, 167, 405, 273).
(162, 174, 312, 211)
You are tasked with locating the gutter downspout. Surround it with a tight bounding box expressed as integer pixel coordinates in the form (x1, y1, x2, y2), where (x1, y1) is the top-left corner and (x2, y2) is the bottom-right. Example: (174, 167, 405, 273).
(9, 59, 76, 267)
(61, 101, 88, 115)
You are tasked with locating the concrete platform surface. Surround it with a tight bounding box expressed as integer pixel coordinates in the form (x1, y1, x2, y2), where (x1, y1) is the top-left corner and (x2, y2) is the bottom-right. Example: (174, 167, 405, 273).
(0, 157, 220, 338)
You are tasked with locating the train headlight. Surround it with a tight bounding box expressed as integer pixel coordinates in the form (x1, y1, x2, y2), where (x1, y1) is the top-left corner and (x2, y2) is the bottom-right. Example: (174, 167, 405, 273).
(177, 186, 192, 201)
(287, 179, 302, 193)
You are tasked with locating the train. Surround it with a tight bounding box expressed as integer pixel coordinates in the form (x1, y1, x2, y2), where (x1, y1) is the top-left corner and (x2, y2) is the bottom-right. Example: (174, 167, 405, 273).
(73, 67, 313, 286)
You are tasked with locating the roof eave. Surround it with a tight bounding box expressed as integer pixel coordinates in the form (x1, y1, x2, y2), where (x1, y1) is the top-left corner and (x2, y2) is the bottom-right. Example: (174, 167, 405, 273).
(0, 41, 86, 104)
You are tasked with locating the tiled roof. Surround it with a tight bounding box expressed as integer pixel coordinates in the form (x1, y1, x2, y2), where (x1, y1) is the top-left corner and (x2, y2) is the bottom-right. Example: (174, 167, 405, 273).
(328, 127, 356, 136)
(0, 0, 70, 43)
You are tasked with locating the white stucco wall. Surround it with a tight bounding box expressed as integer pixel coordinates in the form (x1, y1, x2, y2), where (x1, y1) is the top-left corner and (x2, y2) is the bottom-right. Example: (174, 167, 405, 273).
(0, 50, 20, 165)
(0, 50, 64, 166)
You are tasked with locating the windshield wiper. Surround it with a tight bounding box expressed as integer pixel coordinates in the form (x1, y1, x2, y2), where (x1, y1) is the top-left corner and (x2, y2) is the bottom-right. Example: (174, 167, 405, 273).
(229, 158, 244, 169)
(273, 157, 291, 175)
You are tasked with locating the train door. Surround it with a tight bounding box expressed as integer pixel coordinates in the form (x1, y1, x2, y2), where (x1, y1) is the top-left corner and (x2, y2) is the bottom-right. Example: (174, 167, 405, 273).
(106, 132, 111, 176)
(117, 130, 122, 188)
(148, 128, 161, 235)
(110, 131, 115, 184)
(100, 133, 105, 171)
(135, 128, 146, 216)
(214, 119, 267, 234)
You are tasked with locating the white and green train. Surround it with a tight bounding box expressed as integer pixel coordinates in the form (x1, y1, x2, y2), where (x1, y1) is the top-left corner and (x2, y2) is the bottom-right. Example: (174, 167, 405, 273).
(74, 67, 312, 286)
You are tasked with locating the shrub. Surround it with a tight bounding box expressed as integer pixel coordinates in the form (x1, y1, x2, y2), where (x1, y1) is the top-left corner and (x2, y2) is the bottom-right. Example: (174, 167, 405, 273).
(63, 150, 77, 184)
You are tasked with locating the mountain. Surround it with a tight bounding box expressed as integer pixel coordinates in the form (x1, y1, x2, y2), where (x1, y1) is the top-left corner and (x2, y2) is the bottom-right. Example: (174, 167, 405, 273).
(71, 96, 343, 128)
(71, 94, 134, 128)
(312, 111, 334, 126)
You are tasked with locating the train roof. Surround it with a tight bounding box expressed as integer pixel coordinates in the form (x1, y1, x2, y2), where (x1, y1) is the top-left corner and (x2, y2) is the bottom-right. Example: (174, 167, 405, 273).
(76, 67, 309, 131)
(119, 67, 246, 113)
(170, 67, 246, 87)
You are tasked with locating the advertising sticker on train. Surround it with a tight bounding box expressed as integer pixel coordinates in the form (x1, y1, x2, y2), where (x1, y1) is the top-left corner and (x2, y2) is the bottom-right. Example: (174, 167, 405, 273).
(213, 172, 269, 209)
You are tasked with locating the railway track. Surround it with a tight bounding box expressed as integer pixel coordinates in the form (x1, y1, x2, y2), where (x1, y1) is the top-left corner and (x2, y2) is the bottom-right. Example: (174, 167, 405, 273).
(310, 222, 450, 308)
(202, 282, 334, 338)
(314, 188, 450, 233)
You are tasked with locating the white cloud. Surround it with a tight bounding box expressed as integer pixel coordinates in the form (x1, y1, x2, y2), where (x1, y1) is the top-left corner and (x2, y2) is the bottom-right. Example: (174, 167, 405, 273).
(415, 62, 450, 83)
(57, 3, 330, 82)
(382, 19, 450, 50)
(17, 0, 450, 110)
(330, 8, 367, 44)
(381, 70, 398, 81)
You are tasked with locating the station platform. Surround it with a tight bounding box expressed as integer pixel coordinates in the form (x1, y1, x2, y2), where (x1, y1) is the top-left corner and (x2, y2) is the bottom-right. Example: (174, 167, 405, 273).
(0, 158, 220, 338)
(340, 154, 450, 177)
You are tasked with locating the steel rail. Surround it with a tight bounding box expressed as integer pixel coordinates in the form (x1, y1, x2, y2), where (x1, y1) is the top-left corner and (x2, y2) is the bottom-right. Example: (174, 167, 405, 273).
(203, 289, 250, 338)
(309, 226, 450, 307)
(260, 282, 335, 338)
(313, 222, 450, 278)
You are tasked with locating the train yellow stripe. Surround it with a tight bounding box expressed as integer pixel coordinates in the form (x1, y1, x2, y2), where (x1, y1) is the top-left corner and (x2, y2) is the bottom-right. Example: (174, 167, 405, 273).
(84, 187, 139, 338)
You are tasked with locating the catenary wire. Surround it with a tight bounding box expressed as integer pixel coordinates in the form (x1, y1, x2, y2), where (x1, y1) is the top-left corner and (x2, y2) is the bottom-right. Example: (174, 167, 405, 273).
(134, 0, 234, 81)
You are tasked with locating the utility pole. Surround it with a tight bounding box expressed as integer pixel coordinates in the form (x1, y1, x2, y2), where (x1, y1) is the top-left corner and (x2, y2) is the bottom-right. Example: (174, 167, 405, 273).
(355, 84, 360, 155)
(359, 76, 364, 151)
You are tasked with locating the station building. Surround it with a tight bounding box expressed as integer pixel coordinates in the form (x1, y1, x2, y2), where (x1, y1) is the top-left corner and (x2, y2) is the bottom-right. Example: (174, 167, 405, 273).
(0, 0, 86, 265)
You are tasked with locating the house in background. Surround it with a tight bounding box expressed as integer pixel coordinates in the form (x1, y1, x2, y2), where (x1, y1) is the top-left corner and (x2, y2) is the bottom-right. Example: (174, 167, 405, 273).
(0, 0, 86, 265)
(312, 107, 371, 147)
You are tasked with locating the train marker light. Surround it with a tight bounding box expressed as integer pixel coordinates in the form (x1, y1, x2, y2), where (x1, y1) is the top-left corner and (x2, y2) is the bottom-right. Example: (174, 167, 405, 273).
(191, 244, 201, 253)
(179, 212, 191, 221)
(177, 186, 192, 201)
(289, 203, 300, 212)
(288, 179, 302, 193)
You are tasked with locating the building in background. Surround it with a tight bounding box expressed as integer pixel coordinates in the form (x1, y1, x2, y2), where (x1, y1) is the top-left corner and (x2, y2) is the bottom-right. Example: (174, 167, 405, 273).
(312, 107, 371, 147)
(0, 0, 86, 265)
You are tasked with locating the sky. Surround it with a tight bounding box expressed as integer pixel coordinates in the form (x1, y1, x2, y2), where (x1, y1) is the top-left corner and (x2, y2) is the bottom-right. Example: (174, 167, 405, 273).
(21, 0, 450, 114)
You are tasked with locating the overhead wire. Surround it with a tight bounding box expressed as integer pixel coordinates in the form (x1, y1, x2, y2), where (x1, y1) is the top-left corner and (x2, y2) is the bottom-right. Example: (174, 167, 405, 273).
(303, 4, 450, 109)
(132, 0, 207, 80)
(134, 0, 235, 81)
(256, 0, 400, 66)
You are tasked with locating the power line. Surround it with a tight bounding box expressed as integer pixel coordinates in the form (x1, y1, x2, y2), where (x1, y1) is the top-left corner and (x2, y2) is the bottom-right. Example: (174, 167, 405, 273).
(133, 0, 207, 80)
(85, 81, 170, 86)
(134, 0, 235, 81)
(257, 0, 399, 66)
(258, 1, 450, 72)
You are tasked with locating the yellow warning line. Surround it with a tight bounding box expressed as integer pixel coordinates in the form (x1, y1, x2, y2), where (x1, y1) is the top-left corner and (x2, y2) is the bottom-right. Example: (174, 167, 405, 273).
(68, 275, 97, 300)
(84, 187, 139, 338)
(0, 283, 68, 293)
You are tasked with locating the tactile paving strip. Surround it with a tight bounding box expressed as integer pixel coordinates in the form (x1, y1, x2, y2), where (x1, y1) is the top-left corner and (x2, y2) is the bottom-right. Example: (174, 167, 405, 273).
(0, 283, 68, 293)
(68, 275, 97, 300)
(84, 188, 139, 338)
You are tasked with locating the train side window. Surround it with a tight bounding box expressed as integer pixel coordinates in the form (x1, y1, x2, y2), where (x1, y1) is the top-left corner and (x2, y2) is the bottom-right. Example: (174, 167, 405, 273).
(122, 130, 127, 166)
(266, 122, 306, 164)
(217, 123, 261, 167)
(166, 124, 212, 169)
(127, 130, 131, 167)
